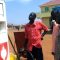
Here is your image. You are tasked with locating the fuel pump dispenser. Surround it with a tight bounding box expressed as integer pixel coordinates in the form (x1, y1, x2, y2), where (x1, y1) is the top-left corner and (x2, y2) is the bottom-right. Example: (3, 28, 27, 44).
(0, 0, 9, 60)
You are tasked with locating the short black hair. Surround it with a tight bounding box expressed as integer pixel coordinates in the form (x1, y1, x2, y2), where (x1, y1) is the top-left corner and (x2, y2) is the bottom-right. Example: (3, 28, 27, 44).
(29, 12, 36, 20)
(51, 6, 60, 24)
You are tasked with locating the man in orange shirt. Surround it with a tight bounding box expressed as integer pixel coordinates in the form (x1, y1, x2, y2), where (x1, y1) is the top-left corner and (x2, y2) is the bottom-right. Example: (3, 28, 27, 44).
(24, 12, 48, 60)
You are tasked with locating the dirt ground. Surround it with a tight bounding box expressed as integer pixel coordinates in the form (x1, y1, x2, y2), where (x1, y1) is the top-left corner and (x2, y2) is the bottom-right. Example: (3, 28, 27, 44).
(42, 34, 54, 60)
(8, 29, 54, 60)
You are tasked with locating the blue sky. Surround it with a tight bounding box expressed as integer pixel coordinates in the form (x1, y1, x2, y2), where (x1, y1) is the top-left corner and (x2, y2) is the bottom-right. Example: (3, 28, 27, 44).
(5, 0, 50, 25)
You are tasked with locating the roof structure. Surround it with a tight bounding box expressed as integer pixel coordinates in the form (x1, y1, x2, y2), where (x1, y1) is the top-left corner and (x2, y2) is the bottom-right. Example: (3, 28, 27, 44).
(40, 0, 60, 7)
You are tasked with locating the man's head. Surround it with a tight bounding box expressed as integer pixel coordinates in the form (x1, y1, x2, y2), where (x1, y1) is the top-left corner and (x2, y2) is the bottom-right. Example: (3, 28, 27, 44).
(51, 6, 60, 24)
(29, 12, 36, 24)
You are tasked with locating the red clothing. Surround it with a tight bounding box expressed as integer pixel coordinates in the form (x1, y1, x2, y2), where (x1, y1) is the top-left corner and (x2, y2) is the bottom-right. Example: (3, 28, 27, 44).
(25, 21, 48, 51)
(52, 24, 59, 52)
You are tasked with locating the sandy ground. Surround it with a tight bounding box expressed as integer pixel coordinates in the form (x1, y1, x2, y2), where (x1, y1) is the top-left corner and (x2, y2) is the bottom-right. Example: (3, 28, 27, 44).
(42, 34, 54, 60)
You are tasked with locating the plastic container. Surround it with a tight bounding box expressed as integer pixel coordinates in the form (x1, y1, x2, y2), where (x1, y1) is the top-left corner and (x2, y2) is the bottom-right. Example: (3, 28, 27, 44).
(10, 53, 16, 60)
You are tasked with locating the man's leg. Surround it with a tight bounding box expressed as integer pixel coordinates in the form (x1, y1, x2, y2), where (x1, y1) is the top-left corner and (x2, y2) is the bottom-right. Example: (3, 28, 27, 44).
(26, 51, 34, 60)
(32, 46, 43, 60)
(36, 48, 43, 60)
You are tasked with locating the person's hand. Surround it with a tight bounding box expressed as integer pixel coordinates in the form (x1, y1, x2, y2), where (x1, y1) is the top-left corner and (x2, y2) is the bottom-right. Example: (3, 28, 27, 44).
(41, 37, 43, 40)
(51, 52, 55, 56)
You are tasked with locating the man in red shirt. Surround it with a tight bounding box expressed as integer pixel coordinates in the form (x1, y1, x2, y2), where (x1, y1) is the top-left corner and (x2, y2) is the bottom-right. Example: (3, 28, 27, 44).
(24, 12, 48, 60)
